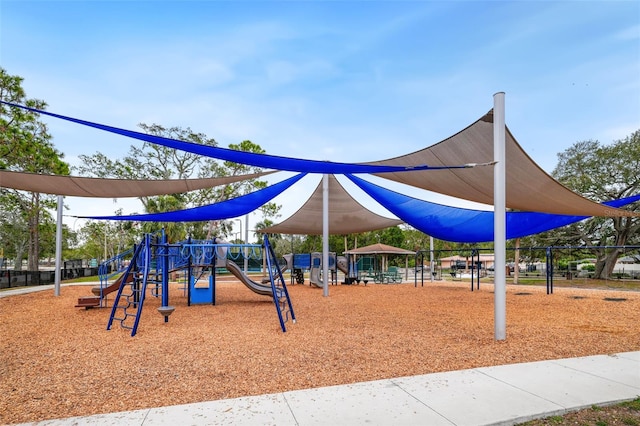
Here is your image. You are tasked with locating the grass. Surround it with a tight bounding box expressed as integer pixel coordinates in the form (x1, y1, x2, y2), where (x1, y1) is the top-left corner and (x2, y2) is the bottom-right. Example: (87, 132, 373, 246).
(518, 398, 640, 425)
(621, 399, 640, 411)
(61, 275, 102, 284)
(471, 275, 640, 291)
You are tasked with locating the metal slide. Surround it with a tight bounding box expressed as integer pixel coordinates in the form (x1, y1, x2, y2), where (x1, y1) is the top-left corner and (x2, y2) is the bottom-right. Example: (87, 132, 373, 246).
(336, 256, 349, 276)
(309, 266, 323, 287)
(225, 259, 274, 296)
(75, 274, 133, 308)
(309, 255, 349, 287)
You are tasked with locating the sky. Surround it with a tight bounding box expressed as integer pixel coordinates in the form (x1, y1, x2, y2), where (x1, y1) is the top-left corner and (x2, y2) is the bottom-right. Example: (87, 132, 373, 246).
(1, 0, 639, 239)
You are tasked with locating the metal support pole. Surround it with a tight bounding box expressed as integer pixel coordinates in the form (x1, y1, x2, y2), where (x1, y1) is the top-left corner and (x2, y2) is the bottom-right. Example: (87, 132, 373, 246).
(546, 247, 554, 294)
(234, 218, 242, 243)
(211, 248, 217, 305)
(54, 195, 63, 296)
(244, 214, 249, 273)
(470, 249, 476, 291)
(476, 250, 481, 290)
(493, 92, 507, 341)
(161, 231, 171, 322)
(429, 236, 434, 283)
(322, 174, 329, 297)
(187, 247, 192, 307)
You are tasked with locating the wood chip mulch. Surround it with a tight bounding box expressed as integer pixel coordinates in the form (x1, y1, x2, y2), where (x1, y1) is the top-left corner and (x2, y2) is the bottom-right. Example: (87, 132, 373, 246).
(1, 280, 639, 424)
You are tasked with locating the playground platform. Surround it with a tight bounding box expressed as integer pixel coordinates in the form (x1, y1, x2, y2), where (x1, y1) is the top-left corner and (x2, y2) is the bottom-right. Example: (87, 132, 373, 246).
(15, 350, 640, 425)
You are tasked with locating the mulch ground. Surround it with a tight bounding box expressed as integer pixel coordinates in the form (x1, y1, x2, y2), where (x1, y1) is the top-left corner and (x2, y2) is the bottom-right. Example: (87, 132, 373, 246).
(1, 279, 639, 424)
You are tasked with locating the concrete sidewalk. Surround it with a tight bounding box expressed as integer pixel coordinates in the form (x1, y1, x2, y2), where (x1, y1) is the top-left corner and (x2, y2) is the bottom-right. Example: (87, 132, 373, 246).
(0, 283, 98, 298)
(18, 351, 640, 426)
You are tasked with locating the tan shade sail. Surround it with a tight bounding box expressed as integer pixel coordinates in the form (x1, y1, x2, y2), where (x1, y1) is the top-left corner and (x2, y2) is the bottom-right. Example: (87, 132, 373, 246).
(0, 170, 275, 198)
(368, 110, 637, 217)
(260, 175, 403, 235)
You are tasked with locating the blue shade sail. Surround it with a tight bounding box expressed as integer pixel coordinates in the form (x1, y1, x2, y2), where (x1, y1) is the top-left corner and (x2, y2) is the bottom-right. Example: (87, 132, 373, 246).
(346, 174, 640, 243)
(2, 101, 475, 174)
(79, 173, 306, 221)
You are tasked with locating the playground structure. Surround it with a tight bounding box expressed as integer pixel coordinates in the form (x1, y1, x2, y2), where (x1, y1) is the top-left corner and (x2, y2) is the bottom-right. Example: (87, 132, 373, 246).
(280, 252, 406, 285)
(282, 252, 354, 286)
(76, 231, 295, 336)
(75, 247, 135, 308)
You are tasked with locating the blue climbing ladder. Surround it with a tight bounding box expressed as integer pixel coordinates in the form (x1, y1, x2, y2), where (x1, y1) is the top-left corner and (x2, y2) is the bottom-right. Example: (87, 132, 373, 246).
(107, 234, 155, 337)
(263, 234, 296, 332)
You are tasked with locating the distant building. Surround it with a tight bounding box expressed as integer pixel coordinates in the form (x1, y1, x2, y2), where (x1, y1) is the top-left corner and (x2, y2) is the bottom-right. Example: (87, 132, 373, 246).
(440, 254, 495, 270)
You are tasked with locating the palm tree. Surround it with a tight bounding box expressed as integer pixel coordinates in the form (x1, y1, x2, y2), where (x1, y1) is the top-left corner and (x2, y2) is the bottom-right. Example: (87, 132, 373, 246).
(142, 195, 186, 242)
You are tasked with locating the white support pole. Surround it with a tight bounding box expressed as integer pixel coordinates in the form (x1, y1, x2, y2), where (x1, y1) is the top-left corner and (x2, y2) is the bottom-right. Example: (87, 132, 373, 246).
(322, 174, 329, 297)
(429, 236, 434, 282)
(54, 195, 63, 296)
(493, 92, 506, 341)
(234, 218, 242, 243)
(244, 213, 249, 273)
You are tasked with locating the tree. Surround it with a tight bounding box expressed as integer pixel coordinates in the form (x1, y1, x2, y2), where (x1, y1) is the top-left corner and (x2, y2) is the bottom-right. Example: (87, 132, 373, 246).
(78, 221, 110, 262)
(0, 68, 70, 270)
(141, 194, 187, 242)
(253, 218, 284, 254)
(77, 127, 280, 242)
(551, 131, 640, 278)
(404, 226, 436, 252)
(71, 208, 143, 263)
(0, 198, 28, 269)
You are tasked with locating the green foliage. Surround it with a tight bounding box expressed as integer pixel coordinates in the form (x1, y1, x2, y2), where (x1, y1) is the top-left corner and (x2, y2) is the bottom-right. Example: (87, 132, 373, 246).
(544, 130, 640, 278)
(619, 398, 640, 411)
(76, 127, 280, 243)
(379, 226, 405, 248)
(142, 194, 187, 242)
(553, 133, 640, 200)
(0, 68, 70, 270)
(76, 220, 136, 262)
(0, 198, 28, 268)
(557, 259, 569, 271)
(404, 227, 436, 251)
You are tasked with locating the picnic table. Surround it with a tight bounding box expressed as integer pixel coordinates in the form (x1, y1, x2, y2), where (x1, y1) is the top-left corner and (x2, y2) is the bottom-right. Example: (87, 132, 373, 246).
(359, 267, 402, 284)
(383, 266, 402, 283)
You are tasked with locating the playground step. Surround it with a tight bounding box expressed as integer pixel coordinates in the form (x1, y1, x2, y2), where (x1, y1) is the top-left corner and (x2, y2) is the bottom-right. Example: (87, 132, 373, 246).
(75, 296, 101, 308)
